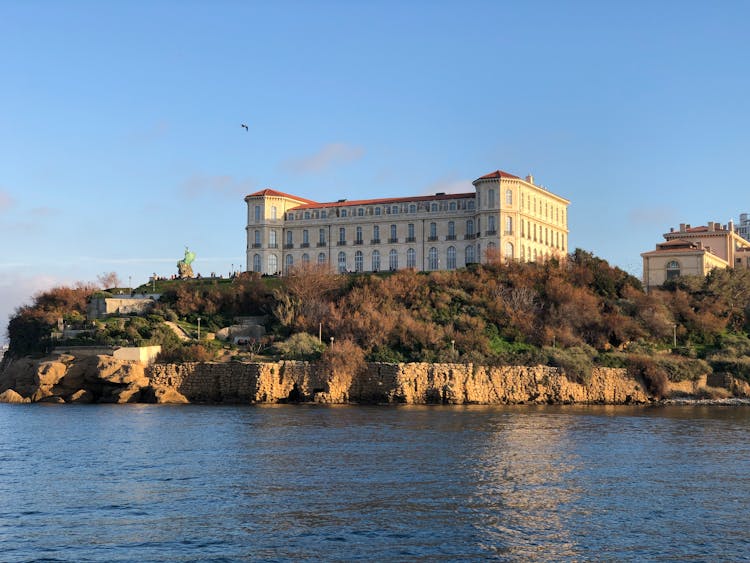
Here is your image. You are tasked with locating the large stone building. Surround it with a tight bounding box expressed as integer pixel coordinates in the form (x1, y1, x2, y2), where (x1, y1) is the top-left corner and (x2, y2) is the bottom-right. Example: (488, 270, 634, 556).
(641, 221, 750, 290)
(245, 170, 570, 275)
(737, 213, 750, 242)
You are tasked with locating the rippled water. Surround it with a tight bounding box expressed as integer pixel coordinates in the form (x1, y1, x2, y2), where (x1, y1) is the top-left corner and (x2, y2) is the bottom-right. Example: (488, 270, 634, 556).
(1, 404, 749, 561)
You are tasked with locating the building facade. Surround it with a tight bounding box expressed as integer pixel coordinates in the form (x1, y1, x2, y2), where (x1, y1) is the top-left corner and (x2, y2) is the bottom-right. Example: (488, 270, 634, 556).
(737, 213, 750, 242)
(245, 170, 570, 275)
(641, 221, 750, 290)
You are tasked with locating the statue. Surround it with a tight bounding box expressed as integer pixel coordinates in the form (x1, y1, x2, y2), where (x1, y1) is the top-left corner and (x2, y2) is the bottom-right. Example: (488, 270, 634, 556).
(178, 247, 196, 279)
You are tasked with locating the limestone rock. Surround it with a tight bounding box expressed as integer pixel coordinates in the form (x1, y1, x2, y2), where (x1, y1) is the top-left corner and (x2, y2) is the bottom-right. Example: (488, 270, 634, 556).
(143, 385, 189, 404)
(67, 389, 94, 404)
(38, 395, 65, 404)
(0, 389, 28, 403)
(35, 361, 68, 386)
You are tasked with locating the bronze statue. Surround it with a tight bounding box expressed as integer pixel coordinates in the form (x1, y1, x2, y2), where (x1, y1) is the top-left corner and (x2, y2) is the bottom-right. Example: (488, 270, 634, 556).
(177, 247, 196, 278)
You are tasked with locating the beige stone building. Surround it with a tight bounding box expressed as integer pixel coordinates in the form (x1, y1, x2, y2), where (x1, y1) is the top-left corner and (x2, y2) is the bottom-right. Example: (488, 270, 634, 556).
(244, 170, 569, 275)
(641, 221, 750, 290)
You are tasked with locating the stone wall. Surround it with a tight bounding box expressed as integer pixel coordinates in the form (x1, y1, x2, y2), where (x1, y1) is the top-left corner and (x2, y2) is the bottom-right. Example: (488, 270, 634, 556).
(146, 361, 653, 404)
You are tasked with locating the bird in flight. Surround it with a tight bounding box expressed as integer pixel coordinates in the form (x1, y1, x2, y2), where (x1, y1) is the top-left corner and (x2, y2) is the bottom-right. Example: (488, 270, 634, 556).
(241, 123, 249, 131)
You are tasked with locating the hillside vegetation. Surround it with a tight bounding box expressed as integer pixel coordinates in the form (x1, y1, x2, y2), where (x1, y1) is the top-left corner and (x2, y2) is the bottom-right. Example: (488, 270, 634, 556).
(6, 250, 750, 396)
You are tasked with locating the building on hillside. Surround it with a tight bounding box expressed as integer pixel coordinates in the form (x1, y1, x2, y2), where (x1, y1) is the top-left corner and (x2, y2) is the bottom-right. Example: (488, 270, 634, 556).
(737, 213, 750, 242)
(641, 221, 750, 290)
(244, 170, 570, 275)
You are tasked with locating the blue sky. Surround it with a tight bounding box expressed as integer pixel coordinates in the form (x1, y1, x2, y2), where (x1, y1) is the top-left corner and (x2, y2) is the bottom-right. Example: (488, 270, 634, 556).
(2, 1, 749, 342)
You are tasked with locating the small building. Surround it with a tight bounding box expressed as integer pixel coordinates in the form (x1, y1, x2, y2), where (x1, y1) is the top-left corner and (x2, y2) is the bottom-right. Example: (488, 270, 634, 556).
(641, 221, 750, 290)
(87, 295, 158, 320)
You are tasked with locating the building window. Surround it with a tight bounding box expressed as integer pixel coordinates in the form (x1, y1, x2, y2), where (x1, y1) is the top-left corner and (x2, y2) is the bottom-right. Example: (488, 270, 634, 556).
(253, 254, 261, 272)
(318, 252, 326, 265)
(467, 219, 475, 237)
(285, 254, 294, 273)
(303, 229, 309, 245)
(488, 189, 495, 208)
(389, 249, 398, 270)
(505, 216, 512, 235)
(447, 246, 456, 269)
(356, 226, 363, 244)
(304, 211, 310, 219)
(302, 253, 310, 264)
(269, 230, 277, 247)
(431, 203, 438, 212)
(666, 260, 681, 280)
(466, 245, 475, 264)
(428, 247, 438, 270)
(286, 231, 293, 246)
(409, 204, 417, 214)
(407, 223, 415, 241)
(338, 251, 347, 273)
(521, 245, 526, 261)
(391, 205, 399, 215)
(271, 206, 277, 220)
(506, 189, 512, 205)
(321, 210, 327, 219)
(341, 208, 347, 218)
(254, 205, 261, 222)
(254, 230, 261, 246)
(488, 216, 496, 234)
(268, 254, 278, 275)
(355, 251, 363, 272)
(287, 212, 294, 220)
(448, 221, 455, 239)
(373, 225, 380, 242)
(505, 242, 514, 260)
(407, 248, 416, 268)
(319, 228, 326, 245)
(429, 222, 437, 240)
(375, 207, 381, 216)
(358, 208, 364, 217)
(449, 201, 456, 211)
(339, 227, 346, 243)
(468, 200, 475, 210)
(390, 224, 397, 242)
(372, 250, 381, 272)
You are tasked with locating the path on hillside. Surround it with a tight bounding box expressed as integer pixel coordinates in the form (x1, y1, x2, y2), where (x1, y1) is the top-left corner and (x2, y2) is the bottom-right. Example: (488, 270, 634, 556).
(164, 321, 191, 341)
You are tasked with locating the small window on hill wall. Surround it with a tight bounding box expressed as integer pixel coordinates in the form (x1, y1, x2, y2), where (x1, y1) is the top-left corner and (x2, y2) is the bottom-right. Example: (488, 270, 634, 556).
(666, 260, 681, 280)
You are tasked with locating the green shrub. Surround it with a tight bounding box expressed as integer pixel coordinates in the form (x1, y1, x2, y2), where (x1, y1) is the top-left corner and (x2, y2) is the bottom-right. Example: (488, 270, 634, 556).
(708, 358, 750, 382)
(545, 345, 596, 384)
(275, 332, 325, 360)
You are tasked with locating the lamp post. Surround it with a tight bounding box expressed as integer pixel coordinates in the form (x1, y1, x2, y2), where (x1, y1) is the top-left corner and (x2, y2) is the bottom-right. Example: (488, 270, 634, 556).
(330, 336, 334, 349)
(128, 275, 132, 295)
(197, 317, 201, 341)
(451, 339, 455, 353)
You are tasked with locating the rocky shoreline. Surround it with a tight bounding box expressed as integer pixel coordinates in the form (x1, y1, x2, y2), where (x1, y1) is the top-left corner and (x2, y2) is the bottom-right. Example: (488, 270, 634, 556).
(1, 353, 749, 406)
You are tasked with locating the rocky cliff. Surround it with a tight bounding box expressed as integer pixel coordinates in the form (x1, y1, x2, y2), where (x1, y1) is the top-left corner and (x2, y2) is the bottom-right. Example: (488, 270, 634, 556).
(3, 354, 748, 405)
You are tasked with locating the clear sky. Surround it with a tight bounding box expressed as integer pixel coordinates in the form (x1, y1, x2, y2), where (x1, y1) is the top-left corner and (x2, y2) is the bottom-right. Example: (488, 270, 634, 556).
(2, 1, 749, 343)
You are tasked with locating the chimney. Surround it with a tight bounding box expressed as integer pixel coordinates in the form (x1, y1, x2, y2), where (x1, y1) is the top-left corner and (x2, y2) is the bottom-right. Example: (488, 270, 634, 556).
(525, 174, 534, 185)
(686, 224, 691, 229)
(679, 223, 686, 232)
(670, 227, 675, 233)
(729, 219, 735, 232)
(708, 221, 715, 231)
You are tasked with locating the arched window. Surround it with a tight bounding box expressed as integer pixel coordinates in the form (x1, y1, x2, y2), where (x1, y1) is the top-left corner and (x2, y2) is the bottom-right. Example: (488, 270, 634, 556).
(488, 189, 495, 208)
(666, 260, 681, 280)
(254, 206, 261, 222)
(467, 219, 475, 237)
(302, 253, 310, 264)
(252, 254, 261, 272)
(506, 189, 512, 205)
(447, 246, 456, 269)
(355, 251, 363, 272)
(268, 254, 278, 275)
(372, 250, 381, 272)
(428, 247, 438, 270)
(407, 248, 416, 269)
(285, 254, 294, 273)
(466, 245, 475, 264)
(338, 251, 347, 273)
(505, 242, 514, 260)
(389, 249, 398, 270)
(318, 252, 326, 265)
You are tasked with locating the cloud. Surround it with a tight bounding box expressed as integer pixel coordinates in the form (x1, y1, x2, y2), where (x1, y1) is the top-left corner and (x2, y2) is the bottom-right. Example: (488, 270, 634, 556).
(283, 143, 365, 174)
(628, 206, 678, 226)
(179, 174, 256, 199)
(420, 177, 473, 196)
(0, 190, 15, 212)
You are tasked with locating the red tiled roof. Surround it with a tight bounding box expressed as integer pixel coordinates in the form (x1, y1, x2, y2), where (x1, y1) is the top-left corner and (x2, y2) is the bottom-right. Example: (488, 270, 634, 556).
(289, 192, 474, 211)
(474, 170, 522, 181)
(658, 239, 698, 248)
(245, 188, 318, 205)
(641, 248, 711, 257)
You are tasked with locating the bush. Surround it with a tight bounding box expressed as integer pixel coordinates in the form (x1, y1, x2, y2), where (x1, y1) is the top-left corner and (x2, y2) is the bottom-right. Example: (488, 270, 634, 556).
(708, 358, 750, 382)
(275, 333, 325, 360)
(319, 339, 366, 377)
(156, 343, 218, 363)
(545, 345, 596, 384)
(626, 355, 669, 398)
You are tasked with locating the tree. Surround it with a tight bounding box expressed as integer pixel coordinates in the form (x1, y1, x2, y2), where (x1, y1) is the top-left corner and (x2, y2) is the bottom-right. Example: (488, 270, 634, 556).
(97, 271, 121, 289)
